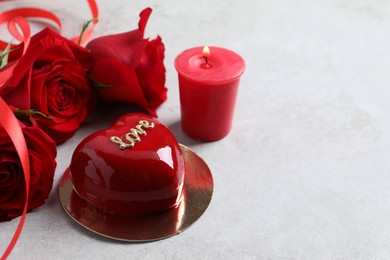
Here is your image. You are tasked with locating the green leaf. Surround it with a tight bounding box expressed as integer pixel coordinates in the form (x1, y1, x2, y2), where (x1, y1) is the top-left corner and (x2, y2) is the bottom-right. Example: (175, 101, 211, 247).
(78, 18, 99, 45)
(14, 109, 53, 121)
(93, 82, 112, 88)
(88, 74, 113, 88)
(0, 42, 12, 69)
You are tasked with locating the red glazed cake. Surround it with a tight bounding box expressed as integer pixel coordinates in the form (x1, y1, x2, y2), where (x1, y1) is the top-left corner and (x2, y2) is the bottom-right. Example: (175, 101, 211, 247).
(70, 113, 185, 216)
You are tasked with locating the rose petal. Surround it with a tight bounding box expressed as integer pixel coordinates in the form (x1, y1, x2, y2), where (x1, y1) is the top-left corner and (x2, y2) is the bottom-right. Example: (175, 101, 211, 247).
(138, 8, 152, 36)
(8, 28, 92, 70)
(86, 8, 153, 68)
(135, 36, 167, 109)
(0, 162, 22, 193)
(22, 127, 56, 210)
(30, 69, 50, 113)
(0, 70, 32, 109)
(89, 58, 148, 109)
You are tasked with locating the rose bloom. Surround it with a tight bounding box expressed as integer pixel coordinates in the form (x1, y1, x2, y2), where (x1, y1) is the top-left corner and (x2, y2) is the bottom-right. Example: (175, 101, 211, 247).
(0, 28, 96, 144)
(0, 123, 57, 221)
(86, 7, 167, 116)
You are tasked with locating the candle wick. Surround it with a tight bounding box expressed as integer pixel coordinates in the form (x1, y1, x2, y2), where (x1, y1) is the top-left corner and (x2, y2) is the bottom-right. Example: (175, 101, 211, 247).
(203, 55, 210, 68)
(203, 55, 208, 65)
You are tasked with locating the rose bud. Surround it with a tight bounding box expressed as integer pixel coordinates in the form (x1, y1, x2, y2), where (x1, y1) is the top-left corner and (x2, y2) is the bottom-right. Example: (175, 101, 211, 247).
(86, 7, 167, 116)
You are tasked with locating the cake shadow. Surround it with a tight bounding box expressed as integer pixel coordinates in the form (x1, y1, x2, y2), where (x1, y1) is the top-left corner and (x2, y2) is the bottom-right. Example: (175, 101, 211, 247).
(86, 104, 148, 126)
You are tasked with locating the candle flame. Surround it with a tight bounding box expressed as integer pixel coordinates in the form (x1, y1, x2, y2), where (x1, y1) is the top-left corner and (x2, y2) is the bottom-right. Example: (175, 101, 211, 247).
(203, 46, 210, 57)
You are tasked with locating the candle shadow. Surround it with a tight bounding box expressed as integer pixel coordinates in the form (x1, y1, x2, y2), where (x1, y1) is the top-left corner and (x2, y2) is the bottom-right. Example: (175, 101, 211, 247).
(167, 121, 204, 147)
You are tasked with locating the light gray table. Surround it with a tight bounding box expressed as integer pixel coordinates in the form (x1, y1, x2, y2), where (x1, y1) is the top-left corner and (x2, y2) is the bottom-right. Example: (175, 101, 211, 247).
(1, 0, 390, 259)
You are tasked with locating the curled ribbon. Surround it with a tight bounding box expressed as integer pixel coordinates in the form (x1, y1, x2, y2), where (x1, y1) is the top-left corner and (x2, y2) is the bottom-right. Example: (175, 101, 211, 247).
(0, 0, 98, 49)
(0, 1, 99, 258)
(0, 7, 60, 50)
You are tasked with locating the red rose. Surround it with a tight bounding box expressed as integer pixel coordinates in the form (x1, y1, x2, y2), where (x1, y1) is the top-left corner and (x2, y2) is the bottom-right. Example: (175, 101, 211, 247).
(0, 28, 96, 144)
(0, 123, 57, 222)
(86, 7, 167, 116)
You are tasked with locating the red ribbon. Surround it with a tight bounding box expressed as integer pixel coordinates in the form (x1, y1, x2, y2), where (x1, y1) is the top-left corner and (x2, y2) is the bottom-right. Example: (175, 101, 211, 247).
(0, 16, 31, 88)
(0, 1, 99, 258)
(0, 7, 60, 50)
(0, 0, 98, 49)
(0, 97, 30, 260)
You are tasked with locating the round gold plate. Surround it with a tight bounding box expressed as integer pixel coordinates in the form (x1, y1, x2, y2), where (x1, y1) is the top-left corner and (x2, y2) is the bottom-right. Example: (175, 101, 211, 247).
(58, 145, 214, 242)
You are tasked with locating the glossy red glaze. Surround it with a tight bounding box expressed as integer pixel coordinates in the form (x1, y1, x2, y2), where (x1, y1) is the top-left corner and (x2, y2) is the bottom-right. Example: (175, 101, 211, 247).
(175, 46, 245, 141)
(70, 113, 185, 216)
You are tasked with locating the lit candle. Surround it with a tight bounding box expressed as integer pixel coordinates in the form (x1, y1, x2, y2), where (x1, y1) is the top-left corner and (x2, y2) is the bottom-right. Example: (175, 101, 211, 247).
(174, 46, 245, 141)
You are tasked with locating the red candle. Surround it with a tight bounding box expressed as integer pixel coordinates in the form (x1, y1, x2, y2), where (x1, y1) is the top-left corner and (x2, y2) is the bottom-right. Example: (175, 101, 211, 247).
(175, 46, 245, 141)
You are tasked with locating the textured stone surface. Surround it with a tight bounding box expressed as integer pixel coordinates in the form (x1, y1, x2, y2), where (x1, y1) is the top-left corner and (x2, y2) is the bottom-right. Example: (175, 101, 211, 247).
(1, 0, 390, 259)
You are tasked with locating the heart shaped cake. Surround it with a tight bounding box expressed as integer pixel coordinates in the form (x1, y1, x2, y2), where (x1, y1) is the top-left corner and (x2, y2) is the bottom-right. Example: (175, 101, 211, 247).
(70, 113, 185, 216)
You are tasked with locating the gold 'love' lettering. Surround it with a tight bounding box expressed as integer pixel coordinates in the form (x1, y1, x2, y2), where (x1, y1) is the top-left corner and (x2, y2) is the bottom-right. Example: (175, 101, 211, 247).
(110, 120, 155, 150)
